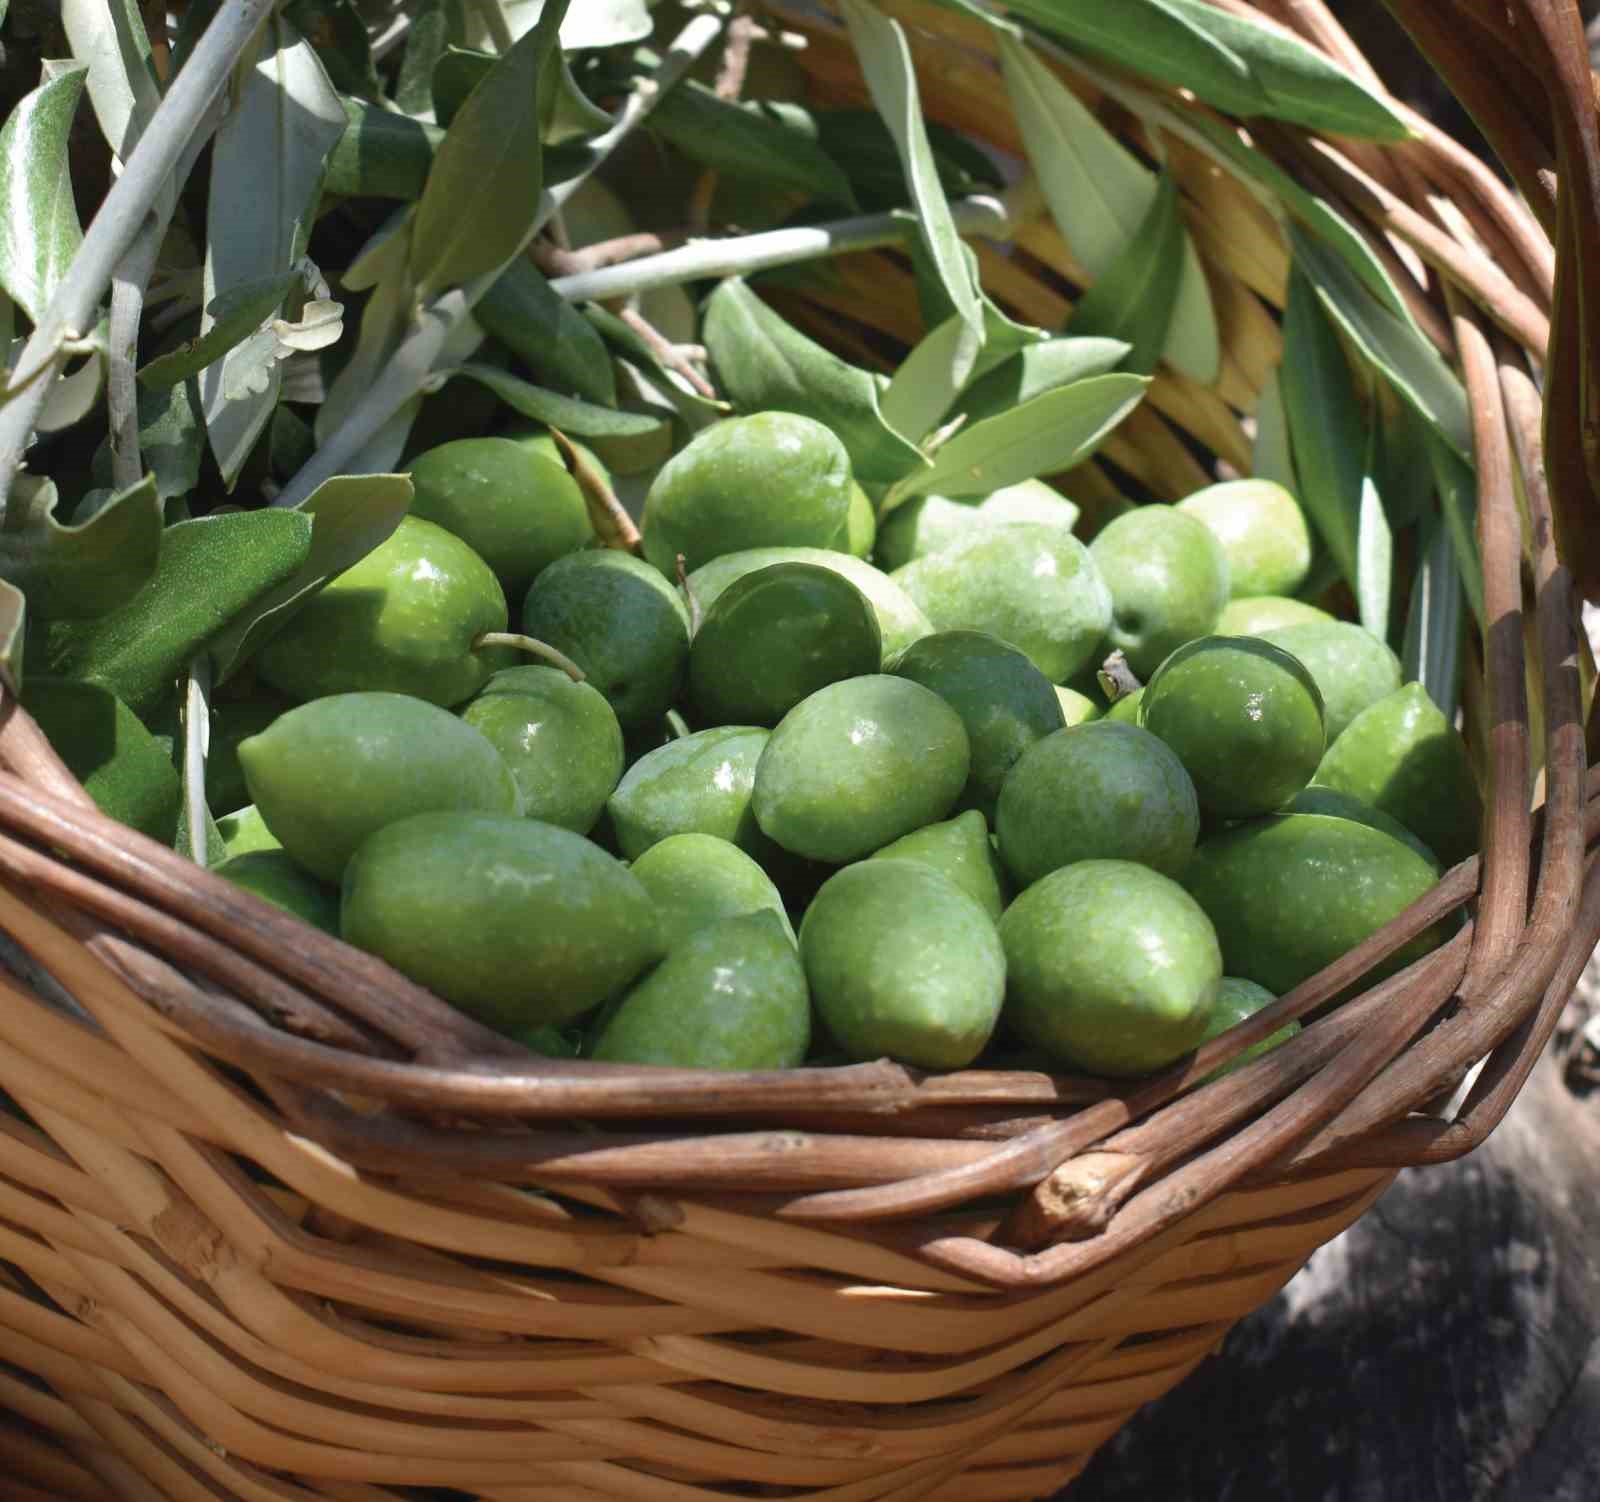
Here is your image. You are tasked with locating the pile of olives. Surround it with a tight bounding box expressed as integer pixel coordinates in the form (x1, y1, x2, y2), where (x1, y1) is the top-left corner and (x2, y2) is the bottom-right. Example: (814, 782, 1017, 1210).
(212, 410, 1481, 1081)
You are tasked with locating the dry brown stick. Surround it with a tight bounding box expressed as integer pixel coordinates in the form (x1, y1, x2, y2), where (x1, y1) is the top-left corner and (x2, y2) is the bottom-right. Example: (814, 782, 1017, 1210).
(1447, 286, 1530, 1000)
(1380, 0, 1558, 235)
(548, 426, 643, 553)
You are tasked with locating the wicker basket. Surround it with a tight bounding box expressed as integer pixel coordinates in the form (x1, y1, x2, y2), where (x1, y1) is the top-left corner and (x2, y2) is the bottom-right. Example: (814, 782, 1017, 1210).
(2, 1, 1597, 1497)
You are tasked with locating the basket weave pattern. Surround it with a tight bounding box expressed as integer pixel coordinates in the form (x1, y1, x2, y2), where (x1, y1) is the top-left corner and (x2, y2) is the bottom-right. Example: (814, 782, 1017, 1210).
(2, 2, 1598, 1497)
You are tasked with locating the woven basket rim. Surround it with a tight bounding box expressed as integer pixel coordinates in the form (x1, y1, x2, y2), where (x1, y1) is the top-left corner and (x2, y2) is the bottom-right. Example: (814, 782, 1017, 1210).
(0, 0, 1595, 1294)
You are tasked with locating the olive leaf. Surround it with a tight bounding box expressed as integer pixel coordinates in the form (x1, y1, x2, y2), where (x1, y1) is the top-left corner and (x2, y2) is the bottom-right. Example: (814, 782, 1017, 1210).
(209, 473, 413, 683)
(1427, 431, 1484, 628)
(478, 258, 617, 407)
(0, 578, 24, 695)
(202, 18, 346, 487)
(136, 377, 205, 500)
(1279, 267, 1371, 627)
(44, 509, 315, 714)
(1355, 421, 1393, 641)
(880, 315, 988, 445)
(1290, 224, 1471, 461)
(449, 362, 665, 438)
(396, 0, 451, 116)
(1374, 397, 1437, 532)
(434, 41, 608, 141)
(324, 99, 443, 201)
(1066, 174, 1185, 375)
(60, 0, 164, 166)
(1251, 370, 1296, 494)
(649, 83, 857, 209)
(813, 108, 1002, 214)
(703, 278, 927, 488)
(1401, 513, 1464, 725)
(956, 337, 1132, 425)
(839, 0, 983, 378)
(409, 0, 570, 300)
(137, 271, 299, 389)
(1005, 0, 1407, 139)
(1178, 110, 1420, 331)
(0, 473, 161, 619)
(893, 373, 1150, 502)
(903, 236, 1045, 393)
(999, 34, 1218, 383)
(0, 64, 89, 323)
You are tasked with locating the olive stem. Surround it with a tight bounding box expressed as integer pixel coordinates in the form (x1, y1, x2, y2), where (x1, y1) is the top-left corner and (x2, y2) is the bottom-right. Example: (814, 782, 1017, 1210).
(1097, 650, 1143, 705)
(665, 709, 692, 740)
(474, 632, 587, 683)
(548, 194, 1011, 305)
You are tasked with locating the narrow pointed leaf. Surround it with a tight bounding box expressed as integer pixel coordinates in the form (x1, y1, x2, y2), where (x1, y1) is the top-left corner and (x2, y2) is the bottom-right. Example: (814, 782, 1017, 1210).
(451, 363, 665, 437)
(904, 236, 1046, 389)
(45, 510, 314, 714)
(1003, 0, 1267, 117)
(703, 277, 926, 486)
(203, 20, 345, 486)
(0, 474, 160, 618)
(138, 272, 299, 389)
(898, 373, 1149, 500)
(210, 474, 413, 682)
(324, 98, 443, 201)
(957, 337, 1131, 426)
(1279, 266, 1365, 599)
(410, 0, 569, 300)
(1291, 224, 1470, 460)
(478, 258, 617, 406)
(839, 0, 983, 373)
(1355, 422, 1392, 639)
(396, 0, 451, 116)
(1427, 431, 1484, 628)
(1154, 0, 1409, 139)
(0, 66, 88, 323)
(1005, 0, 1406, 138)
(1251, 369, 1297, 493)
(61, 0, 163, 164)
(1401, 513, 1464, 724)
(881, 315, 985, 443)
(649, 83, 857, 208)
(1066, 174, 1185, 374)
(1000, 34, 1218, 382)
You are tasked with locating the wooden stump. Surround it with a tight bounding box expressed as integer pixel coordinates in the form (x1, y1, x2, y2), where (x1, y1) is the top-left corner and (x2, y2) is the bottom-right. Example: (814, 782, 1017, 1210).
(1060, 1056, 1600, 1500)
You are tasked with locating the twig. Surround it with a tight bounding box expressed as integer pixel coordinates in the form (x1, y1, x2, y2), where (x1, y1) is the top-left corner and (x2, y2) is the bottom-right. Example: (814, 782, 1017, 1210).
(718, 11, 761, 98)
(0, 0, 276, 513)
(548, 194, 1011, 304)
(616, 306, 716, 398)
(107, 219, 165, 493)
(532, 231, 669, 277)
(275, 11, 726, 511)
